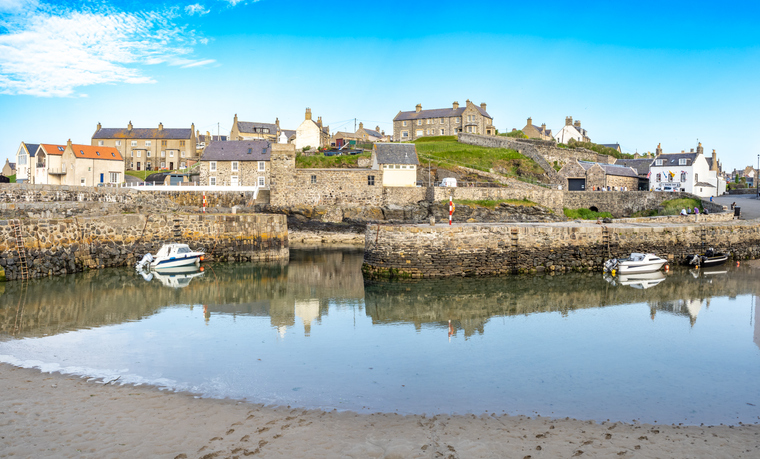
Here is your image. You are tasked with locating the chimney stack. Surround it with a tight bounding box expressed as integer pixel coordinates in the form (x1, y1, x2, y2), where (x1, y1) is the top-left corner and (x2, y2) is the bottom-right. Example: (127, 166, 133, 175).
(565, 116, 573, 126)
(359, 122, 363, 129)
(97, 122, 101, 131)
(656, 143, 662, 156)
(375, 125, 380, 132)
(541, 123, 546, 132)
(127, 121, 133, 131)
(67, 139, 72, 148)
(305, 108, 312, 120)
(317, 116, 322, 127)
(527, 117, 532, 126)
(697, 142, 704, 155)
(480, 102, 487, 111)
(690, 148, 694, 152)
(158, 122, 163, 131)
(711, 149, 718, 171)
(275, 117, 280, 129)
(415, 104, 421, 113)
(453, 101, 459, 109)
(574, 120, 581, 128)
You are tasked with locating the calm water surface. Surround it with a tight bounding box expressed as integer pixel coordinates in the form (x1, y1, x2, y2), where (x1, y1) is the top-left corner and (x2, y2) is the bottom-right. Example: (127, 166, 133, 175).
(1, 249, 759, 425)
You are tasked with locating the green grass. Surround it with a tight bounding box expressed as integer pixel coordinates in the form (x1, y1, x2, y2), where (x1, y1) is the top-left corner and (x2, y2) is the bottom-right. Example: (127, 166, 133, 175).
(566, 139, 633, 159)
(413, 135, 457, 143)
(563, 208, 613, 220)
(414, 140, 544, 179)
(8, 174, 15, 183)
(631, 197, 703, 217)
(446, 198, 538, 209)
(296, 152, 371, 168)
(125, 170, 157, 180)
(498, 130, 528, 138)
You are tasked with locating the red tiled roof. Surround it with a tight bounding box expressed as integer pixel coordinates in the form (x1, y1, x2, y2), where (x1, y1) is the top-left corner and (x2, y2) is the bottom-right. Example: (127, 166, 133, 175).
(70, 144, 123, 161)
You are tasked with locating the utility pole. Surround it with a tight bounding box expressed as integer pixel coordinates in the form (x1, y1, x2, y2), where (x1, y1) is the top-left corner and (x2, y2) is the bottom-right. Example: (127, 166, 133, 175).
(354, 118, 356, 132)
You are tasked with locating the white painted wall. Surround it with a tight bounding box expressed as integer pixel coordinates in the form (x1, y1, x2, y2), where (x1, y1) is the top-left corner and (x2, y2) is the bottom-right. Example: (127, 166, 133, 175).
(381, 164, 417, 187)
(555, 125, 585, 144)
(648, 154, 718, 197)
(295, 120, 322, 150)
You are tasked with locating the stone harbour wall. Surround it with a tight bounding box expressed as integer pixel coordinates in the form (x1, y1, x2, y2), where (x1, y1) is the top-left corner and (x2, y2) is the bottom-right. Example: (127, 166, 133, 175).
(362, 221, 760, 278)
(0, 213, 288, 281)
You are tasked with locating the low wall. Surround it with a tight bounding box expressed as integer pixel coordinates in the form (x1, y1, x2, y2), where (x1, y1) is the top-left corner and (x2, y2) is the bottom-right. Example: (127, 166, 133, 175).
(0, 213, 288, 281)
(362, 221, 760, 278)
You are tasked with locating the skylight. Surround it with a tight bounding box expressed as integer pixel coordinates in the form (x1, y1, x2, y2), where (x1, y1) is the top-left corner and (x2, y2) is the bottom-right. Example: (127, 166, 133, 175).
(80, 150, 85, 155)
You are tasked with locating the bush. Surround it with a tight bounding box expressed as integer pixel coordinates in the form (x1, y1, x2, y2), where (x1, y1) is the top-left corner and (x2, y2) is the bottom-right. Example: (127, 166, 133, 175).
(302, 146, 311, 152)
(505, 130, 528, 138)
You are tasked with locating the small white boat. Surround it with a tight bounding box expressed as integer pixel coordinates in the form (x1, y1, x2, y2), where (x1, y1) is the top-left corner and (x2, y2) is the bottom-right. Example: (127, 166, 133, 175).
(136, 243, 205, 271)
(604, 253, 667, 275)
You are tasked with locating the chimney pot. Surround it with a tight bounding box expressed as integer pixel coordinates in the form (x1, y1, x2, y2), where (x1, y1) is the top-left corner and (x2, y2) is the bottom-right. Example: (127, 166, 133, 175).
(480, 102, 486, 111)
(305, 108, 312, 120)
(453, 101, 459, 109)
(566, 116, 573, 126)
(128, 121, 133, 131)
(574, 120, 581, 128)
(97, 122, 101, 131)
(415, 104, 421, 113)
(527, 117, 532, 126)
(159, 122, 163, 131)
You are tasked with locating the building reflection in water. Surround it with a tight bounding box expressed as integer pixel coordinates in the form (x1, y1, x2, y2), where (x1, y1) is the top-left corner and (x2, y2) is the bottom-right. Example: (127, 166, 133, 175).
(754, 295, 760, 351)
(2, 249, 760, 345)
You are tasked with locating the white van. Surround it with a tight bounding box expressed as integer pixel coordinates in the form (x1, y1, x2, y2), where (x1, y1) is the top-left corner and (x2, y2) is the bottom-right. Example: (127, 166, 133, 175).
(441, 177, 457, 187)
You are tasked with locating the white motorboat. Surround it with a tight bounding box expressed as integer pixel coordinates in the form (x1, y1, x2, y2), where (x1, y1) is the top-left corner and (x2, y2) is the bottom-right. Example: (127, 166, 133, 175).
(136, 243, 205, 271)
(603, 253, 667, 275)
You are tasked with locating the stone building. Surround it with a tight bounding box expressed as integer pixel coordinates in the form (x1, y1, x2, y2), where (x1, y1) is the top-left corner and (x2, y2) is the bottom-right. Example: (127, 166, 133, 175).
(199, 140, 271, 187)
(91, 121, 196, 171)
(295, 108, 330, 150)
(559, 159, 638, 191)
(648, 143, 726, 197)
(355, 123, 387, 142)
(554, 117, 590, 144)
(2, 158, 16, 178)
(229, 114, 294, 143)
(614, 158, 654, 190)
(13, 142, 38, 183)
(371, 143, 419, 187)
(393, 100, 495, 141)
(32, 141, 124, 186)
(521, 118, 553, 140)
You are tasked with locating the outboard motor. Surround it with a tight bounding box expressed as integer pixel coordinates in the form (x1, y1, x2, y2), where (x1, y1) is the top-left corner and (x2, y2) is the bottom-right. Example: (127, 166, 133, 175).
(603, 258, 619, 273)
(135, 253, 154, 271)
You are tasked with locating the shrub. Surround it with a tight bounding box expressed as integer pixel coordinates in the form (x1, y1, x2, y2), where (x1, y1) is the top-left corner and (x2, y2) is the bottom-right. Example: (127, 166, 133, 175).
(505, 130, 528, 138)
(563, 208, 613, 220)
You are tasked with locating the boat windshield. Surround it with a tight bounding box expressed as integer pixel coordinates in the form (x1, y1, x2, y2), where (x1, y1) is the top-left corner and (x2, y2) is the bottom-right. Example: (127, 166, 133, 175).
(177, 246, 191, 254)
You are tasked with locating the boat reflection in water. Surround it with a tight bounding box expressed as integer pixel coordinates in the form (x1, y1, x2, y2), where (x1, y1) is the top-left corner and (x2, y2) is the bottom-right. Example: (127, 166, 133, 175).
(604, 271, 667, 289)
(138, 265, 205, 288)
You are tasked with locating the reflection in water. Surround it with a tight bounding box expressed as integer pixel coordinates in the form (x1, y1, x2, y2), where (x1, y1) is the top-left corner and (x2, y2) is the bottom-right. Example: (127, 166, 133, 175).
(2, 249, 760, 424)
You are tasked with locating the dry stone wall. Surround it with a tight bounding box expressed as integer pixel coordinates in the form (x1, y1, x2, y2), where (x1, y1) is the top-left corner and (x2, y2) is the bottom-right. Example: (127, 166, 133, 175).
(0, 213, 288, 281)
(362, 221, 760, 278)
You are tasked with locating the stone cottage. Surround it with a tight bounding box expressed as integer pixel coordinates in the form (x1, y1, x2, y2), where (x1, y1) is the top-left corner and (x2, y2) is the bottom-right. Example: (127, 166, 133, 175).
(559, 159, 638, 191)
(521, 118, 553, 140)
(393, 100, 495, 141)
(33, 140, 124, 186)
(371, 144, 419, 187)
(295, 108, 330, 150)
(229, 114, 294, 144)
(199, 140, 271, 187)
(554, 117, 590, 144)
(91, 121, 196, 171)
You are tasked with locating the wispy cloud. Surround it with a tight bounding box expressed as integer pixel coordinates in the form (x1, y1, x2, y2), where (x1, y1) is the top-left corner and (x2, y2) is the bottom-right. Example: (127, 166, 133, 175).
(0, 2, 211, 97)
(185, 3, 209, 16)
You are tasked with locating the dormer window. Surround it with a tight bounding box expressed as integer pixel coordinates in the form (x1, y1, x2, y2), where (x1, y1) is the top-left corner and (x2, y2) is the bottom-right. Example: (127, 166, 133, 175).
(679, 158, 687, 165)
(655, 159, 663, 166)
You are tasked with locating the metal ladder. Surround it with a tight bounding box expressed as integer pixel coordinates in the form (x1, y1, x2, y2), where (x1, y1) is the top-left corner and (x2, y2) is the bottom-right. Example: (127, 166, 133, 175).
(602, 226, 611, 258)
(10, 219, 29, 281)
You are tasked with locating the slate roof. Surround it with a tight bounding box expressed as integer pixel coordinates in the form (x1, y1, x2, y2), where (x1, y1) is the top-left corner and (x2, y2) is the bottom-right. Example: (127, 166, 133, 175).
(652, 153, 697, 166)
(198, 134, 228, 143)
(375, 144, 419, 165)
(201, 140, 271, 161)
(614, 158, 653, 176)
(92, 128, 192, 140)
(282, 130, 296, 139)
(601, 143, 621, 150)
(579, 161, 638, 178)
(237, 122, 277, 134)
(23, 142, 39, 157)
(394, 105, 492, 122)
(364, 129, 383, 139)
(694, 181, 715, 188)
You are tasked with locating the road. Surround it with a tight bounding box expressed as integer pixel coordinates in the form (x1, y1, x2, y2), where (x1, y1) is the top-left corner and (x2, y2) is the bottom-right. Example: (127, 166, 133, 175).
(713, 194, 760, 220)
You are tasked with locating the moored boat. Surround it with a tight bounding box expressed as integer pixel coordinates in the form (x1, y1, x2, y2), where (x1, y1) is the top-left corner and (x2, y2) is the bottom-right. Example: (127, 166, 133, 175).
(682, 248, 728, 268)
(604, 253, 668, 275)
(136, 243, 205, 271)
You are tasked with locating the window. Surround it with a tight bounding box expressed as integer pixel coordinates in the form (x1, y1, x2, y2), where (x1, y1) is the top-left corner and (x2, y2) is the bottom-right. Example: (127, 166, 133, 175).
(417, 120, 422, 126)
(258, 176, 265, 187)
(695, 173, 699, 182)
(145, 141, 151, 146)
(402, 131, 409, 138)
(258, 161, 266, 171)
(655, 159, 663, 166)
(440, 118, 444, 123)
(19, 154, 27, 165)
(109, 172, 119, 183)
(368, 175, 375, 186)
(137, 150, 141, 157)
(230, 176, 239, 186)
(80, 178, 86, 185)
(656, 173, 661, 182)
(169, 151, 174, 157)
(680, 172, 687, 182)
(262, 129, 269, 134)
(232, 161, 239, 171)
(161, 161, 166, 168)
(161, 151, 166, 157)
(161, 140, 167, 147)
(131, 140, 137, 146)
(679, 158, 687, 165)
(180, 140, 185, 147)
(210, 176, 216, 185)
(115, 140, 121, 146)
(98, 140, 104, 146)
(416, 130, 423, 137)
(440, 129, 444, 135)
(180, 162, 185, 168)
(455, 118, 460, 124)
(210, 161, 217, 171)
(147, 151, 151, 157)
(311, 175, 317, 184)
(402, 121, 407, 126)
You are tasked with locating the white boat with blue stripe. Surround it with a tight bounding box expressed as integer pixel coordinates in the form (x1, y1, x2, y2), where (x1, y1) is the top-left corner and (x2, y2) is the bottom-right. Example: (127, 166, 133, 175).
(603, 253, 667, 275)
(136, 243, 205, 271)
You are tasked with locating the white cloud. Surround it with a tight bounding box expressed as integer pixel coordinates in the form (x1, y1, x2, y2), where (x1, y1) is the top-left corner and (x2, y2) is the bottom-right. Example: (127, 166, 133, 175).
(180, 59, 216, 68)
(0, 0, 38, 12)
(184, 3, 209, 16)
(0, 4, 210, 97)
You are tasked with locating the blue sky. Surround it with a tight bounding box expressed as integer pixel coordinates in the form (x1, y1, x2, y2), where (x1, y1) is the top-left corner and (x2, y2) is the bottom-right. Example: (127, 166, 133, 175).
(1, 0, 759, 171)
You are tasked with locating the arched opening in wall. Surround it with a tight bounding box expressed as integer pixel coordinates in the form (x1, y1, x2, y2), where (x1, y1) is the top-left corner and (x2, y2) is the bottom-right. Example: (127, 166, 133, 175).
(589, 206, 599, 212)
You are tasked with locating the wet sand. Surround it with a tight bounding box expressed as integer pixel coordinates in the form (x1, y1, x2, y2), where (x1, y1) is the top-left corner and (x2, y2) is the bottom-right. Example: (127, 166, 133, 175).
(1, 364, 758, 458)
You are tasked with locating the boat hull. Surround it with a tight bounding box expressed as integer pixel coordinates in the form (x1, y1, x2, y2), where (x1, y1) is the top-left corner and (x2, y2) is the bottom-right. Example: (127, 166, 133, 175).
(682, 254, 729, 268)
(616, 261, 666, 274)
(151, 254, 202, 270)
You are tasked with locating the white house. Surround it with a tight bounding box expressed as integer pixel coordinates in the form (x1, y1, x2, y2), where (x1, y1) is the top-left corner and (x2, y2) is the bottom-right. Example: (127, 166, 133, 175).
(648, 143, 725, 197)
(554, 116, 590, 144)
(295, 108, 330, 150)
(14, 142, 39, 183)
(371, 143, 419, 187)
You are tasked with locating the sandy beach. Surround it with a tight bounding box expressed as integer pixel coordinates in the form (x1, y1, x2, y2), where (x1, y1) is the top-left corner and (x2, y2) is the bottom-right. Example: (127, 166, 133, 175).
(1, 364, 758, 458)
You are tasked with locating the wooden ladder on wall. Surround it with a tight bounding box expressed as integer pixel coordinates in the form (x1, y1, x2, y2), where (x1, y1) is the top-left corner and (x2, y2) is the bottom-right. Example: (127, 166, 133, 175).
(10, 219, 29, 281)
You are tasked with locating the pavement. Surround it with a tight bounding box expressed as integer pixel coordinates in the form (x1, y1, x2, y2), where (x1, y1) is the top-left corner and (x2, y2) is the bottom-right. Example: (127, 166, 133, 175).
(713, 194, 760, 220)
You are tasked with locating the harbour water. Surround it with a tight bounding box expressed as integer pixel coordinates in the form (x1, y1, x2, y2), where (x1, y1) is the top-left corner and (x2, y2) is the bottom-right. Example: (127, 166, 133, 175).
(1, 249, 759, 425)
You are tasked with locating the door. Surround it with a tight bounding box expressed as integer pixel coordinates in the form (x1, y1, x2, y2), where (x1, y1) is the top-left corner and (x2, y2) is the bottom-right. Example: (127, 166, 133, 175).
(137, 162, 141, 171)
(568, 178, 586, 191)
(230, 176, 239, 187)
(99, 173, 104, 183)
(169, 162, 174, 170)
